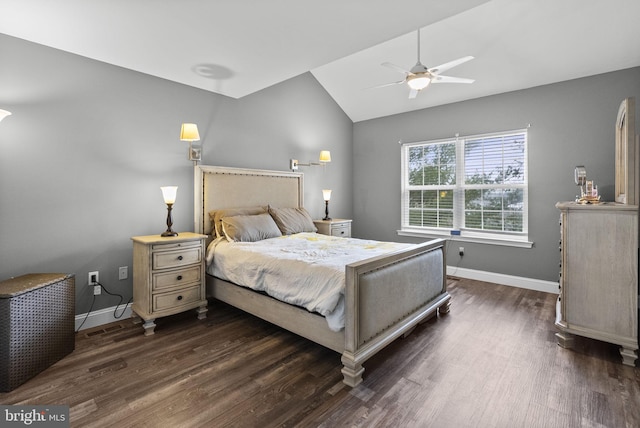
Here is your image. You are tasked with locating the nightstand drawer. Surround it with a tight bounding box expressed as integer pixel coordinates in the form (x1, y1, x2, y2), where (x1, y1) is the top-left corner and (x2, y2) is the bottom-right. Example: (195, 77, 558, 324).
(153, 285, 202, 312)
(152, 247, 202, 270)
(331, 224, 350, 237)
(152, 265, 201, 291)
(152, 241, 201, 251)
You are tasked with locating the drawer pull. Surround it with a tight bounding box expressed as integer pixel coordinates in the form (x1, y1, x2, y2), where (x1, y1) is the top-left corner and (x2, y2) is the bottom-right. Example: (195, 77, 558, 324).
(177, 275, 183, 280)
(177, 295, 183, 301)
(177, 255, 183, 261)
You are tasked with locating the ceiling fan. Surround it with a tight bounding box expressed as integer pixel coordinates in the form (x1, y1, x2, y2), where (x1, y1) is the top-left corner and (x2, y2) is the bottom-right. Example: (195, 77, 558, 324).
(376, 29, 475, 99)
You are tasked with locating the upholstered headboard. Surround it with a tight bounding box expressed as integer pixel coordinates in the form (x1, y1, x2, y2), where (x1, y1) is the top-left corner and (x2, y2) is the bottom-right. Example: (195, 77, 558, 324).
(194, 165, 304, 237)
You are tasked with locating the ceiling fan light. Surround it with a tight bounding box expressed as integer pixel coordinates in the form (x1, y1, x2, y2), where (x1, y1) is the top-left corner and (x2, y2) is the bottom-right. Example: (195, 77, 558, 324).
(407, 75, 430, 90)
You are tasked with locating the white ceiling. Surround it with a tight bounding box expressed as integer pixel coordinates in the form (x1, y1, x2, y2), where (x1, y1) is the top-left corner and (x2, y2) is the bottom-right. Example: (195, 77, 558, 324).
(1, 0, 639, 122)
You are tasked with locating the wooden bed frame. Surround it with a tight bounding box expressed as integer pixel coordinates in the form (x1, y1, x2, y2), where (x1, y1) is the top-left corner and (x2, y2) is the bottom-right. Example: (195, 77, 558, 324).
(194, 165, 450, 387)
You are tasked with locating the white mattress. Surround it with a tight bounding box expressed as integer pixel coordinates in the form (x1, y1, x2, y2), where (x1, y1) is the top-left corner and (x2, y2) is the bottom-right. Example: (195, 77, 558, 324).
(205, 233, 412, 331)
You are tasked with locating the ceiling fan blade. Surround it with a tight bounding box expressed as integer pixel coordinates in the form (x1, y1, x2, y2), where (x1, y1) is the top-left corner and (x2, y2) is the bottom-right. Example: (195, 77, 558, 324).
(368, 80, 406, 90)
(431, 75, 475, 84)
(408, 88, 419, 99)
(382, 62, 411, 75)
(427, 56, 474, 74)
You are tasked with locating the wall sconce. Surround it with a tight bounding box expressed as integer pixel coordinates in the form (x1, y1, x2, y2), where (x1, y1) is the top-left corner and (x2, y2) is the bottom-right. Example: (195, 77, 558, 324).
(290, 150, 331, 171)
(322, 189, 332, 220)
(180, 123, 201, 164)
(160, 186, 179, 237)
(0, 110, 12, 122)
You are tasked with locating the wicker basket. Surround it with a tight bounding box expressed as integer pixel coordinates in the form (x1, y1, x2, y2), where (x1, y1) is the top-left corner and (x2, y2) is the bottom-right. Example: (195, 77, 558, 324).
(0, 273, 75, 392)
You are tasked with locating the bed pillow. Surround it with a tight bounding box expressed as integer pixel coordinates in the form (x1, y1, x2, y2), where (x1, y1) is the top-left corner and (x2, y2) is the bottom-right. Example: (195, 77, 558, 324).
(221, 213, 282, 242)
(209, 206, 267, 237)
(268, 206, 317, 235)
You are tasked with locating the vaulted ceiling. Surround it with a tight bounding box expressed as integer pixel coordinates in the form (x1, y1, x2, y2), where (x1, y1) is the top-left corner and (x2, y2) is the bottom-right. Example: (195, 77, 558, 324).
(2, 0, 639, 122)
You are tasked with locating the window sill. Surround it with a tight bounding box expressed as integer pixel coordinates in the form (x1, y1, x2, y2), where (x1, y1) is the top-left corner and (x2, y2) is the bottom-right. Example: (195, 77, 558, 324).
(397, 229, 534, 248)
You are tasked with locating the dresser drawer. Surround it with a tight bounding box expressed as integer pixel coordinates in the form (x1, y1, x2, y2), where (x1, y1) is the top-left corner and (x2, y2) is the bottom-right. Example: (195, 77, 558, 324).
(152, 265, 201, 291)
(153, 285, 202, 312)
(331, 224, 351, 237)
(152, 247, 202, 270)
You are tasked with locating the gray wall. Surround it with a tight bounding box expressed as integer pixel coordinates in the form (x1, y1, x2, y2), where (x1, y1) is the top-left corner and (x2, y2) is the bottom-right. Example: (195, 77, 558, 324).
(2, 32, 638, 315)
(0, 34, 353, 314)
(353, 67, 640, 282)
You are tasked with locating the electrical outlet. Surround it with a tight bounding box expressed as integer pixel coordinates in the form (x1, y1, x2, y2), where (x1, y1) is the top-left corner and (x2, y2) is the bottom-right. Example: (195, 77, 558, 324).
(119, 266, 128, 280)
(459, 247, 465, 256)
(93, 285, 101, 295)
(88, 271, 99, 285)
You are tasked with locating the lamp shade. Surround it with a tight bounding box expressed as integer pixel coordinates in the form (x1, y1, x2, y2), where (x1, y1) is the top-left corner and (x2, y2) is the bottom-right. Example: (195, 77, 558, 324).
(322, 189, 332, 201)
(407, 75, 431, 90)
(161, 186, 178, 204)
(180, 123, 200, 142)
(0, 109, 12, 122)
(319, 150, 331, 163)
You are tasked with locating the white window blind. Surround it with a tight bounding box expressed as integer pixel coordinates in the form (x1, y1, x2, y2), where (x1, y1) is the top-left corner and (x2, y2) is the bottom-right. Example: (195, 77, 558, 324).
(401, 129, 528, 243)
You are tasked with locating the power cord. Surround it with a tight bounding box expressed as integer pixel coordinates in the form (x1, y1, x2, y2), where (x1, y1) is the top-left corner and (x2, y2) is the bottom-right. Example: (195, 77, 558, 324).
(75, 281, 132, 333)
(97, 281, 133, 319)
(445, 237, 464, 277)
(75, 294, 96, 333)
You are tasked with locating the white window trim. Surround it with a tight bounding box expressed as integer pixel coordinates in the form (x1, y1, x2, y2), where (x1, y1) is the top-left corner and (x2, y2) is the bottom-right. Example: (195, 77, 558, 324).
(399, 129, 532, 248)
(397, 227, 534, 248)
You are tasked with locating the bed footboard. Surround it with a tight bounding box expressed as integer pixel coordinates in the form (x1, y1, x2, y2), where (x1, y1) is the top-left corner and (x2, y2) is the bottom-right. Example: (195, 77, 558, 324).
(341, 238, 449, 387)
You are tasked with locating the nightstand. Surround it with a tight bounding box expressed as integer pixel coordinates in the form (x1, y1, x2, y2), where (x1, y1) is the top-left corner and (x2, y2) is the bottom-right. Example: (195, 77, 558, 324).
(131, 232, 208, 336)
(313, 219, 352, 238)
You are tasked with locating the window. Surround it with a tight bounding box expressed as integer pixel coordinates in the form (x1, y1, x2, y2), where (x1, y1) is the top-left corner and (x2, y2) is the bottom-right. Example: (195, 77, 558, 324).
(401, 129, 529, 245)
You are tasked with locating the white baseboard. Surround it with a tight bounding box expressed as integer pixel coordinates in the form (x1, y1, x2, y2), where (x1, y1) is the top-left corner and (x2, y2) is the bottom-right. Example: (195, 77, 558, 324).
(75, 269, 556, 331)
(75, 305, 133, 331)
(447, 266, 559, 294)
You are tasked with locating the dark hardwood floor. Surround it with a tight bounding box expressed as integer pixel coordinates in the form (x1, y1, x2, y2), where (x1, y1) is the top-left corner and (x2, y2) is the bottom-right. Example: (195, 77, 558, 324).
(2, 278, 639, 427)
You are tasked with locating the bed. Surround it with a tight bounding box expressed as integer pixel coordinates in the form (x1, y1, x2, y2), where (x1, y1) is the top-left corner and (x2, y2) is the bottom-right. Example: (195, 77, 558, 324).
(194, 165, 450, 387)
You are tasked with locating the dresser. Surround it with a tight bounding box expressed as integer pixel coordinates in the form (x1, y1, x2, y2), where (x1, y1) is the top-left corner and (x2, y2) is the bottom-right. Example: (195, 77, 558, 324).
(555, 202, 638, 365)
(131, 232, 208, 335)
(313, 219, 352, 238)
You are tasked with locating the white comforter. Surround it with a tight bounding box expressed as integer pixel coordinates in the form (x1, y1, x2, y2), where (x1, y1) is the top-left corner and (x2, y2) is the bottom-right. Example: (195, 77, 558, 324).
(205, 233, 412, 331)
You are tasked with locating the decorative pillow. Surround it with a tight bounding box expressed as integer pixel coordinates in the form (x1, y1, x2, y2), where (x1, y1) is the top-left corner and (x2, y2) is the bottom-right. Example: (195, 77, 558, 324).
(268, 206, 317, 235)
(209, 206, 266, 237)
(221, 213, 282, 242)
